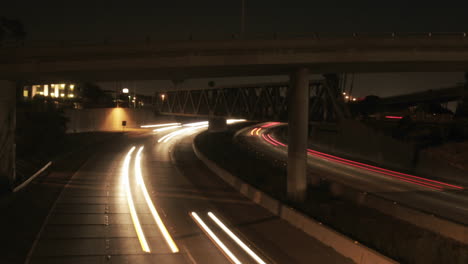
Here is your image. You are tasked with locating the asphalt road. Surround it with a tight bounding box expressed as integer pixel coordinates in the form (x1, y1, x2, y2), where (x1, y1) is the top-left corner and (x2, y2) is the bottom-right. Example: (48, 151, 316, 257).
(240, 123, 468, 225)
(26, 123, 353, 264)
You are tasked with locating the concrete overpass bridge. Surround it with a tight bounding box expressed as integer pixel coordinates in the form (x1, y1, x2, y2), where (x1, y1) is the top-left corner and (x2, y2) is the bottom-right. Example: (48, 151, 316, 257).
(2, 33, 468, 200)
(3, 33, 468, 81)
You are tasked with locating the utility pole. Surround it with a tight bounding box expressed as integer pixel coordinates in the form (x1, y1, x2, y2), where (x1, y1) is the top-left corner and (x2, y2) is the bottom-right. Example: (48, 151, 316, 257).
(241, 0, 245, 38)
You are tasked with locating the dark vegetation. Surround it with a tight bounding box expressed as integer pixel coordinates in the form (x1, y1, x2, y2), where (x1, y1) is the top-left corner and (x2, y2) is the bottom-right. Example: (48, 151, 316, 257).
(0, 17, 26, 44)
(196, 126, 468, 264)
(15, 99, 67, 185)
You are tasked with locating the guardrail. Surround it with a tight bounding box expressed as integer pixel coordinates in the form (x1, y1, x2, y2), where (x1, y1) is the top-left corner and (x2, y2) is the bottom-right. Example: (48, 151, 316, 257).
(2, 32, 468, 49)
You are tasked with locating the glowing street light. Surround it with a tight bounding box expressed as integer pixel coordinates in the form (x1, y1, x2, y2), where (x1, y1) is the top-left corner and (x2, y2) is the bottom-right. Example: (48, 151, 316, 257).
(161, 94, 166, 100)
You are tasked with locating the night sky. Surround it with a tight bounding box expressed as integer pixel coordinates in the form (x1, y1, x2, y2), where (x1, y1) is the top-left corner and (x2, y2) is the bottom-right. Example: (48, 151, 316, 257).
(3, 2, 468, 96)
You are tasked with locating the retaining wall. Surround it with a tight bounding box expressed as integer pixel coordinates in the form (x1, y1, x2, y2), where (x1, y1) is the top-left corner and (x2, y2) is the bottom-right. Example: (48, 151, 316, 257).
(64, 108, 164, 133)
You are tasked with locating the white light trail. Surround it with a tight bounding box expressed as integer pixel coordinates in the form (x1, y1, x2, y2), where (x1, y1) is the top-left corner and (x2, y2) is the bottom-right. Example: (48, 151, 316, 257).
(208, 212, 267, 264)
(135, 147, 179, 253)
(141, 123, 181, 128)
(183, 121, 209, 127)
(153, 125, 182, 132)
(122, 146, 150, 253)
(157, 125, 208, 143)
(226, 119, 247, 124)
(190, 212, 241, 264)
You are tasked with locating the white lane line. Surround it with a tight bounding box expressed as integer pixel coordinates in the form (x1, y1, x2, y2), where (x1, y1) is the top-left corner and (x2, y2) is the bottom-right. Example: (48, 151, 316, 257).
(190, 212, 242, 264)
(208, 212, 267, 264)
(123, 146, 150, 252)
(135, 146, 179, 253)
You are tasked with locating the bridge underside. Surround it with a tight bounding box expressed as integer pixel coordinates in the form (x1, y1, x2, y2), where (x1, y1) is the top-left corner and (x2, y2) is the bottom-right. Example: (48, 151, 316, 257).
(4, 62, 468, 82)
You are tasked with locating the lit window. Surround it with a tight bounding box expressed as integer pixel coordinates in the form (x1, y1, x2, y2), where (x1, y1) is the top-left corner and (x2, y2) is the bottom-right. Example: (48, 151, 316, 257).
(23, 90, 29, 98)
(44, 85, 49, 96)
(69, 94, 74, 98)
(60, 84, 65, 88)
(70, 84, 75, 90)
(60, 93, 65, 97)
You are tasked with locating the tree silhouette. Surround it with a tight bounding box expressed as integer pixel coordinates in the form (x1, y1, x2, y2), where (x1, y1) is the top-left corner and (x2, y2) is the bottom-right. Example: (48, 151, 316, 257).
(0, 17, 26, 43)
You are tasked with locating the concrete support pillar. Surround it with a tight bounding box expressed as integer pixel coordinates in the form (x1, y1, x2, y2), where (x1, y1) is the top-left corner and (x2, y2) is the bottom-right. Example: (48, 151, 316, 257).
(0, 81, 16, 192)
(208, 117, 227, 132)
(287, 68, 309, 201)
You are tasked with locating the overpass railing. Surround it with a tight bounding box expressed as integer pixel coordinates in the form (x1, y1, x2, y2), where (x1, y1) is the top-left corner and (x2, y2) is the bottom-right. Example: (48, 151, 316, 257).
(2, 32, 468, 49)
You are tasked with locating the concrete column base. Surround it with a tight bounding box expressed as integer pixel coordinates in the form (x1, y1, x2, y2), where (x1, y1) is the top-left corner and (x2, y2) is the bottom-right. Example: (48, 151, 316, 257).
(208, 117, 227, 132)
(287, 68, 309, 201)
(0, 80, 16, 191)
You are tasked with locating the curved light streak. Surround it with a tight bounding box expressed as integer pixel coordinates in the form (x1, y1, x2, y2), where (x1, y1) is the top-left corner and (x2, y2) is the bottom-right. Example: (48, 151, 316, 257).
(154, 125, 182, 132)
(208, 212, 267, 264)
(255, 128, 262, 136)
(183, 121, 209, 127)
(262, 133, 463, 190)
(158, 125, 208, 143)
(122, 146, 150, 252)
(141, 122, 181, 128)
(227, 119, 247, 124)
(135, 146, 179, 253)
(250, 128, 258, 136)
(190, 212, 241, 264)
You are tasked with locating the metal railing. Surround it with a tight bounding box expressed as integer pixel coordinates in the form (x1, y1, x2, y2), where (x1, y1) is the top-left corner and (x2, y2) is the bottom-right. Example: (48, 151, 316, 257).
(2, 32, 468, 49)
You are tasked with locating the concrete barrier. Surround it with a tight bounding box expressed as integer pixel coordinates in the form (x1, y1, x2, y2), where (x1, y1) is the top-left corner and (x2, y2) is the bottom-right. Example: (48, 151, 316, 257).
(64, 108, 169, 133)
(363, 193, 468, 245)
(193, 139, 398, 264)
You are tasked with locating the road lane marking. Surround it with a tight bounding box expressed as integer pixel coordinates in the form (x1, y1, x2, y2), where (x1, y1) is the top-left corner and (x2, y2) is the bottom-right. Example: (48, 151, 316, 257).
(135, 146, 179, 253)
(123, 146, 150, 252)
(190, 212, 242, 264)
(208, 212, 267, 264)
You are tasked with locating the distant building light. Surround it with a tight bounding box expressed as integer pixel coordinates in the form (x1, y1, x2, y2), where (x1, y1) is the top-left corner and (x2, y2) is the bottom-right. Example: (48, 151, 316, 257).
(51, 93, 55, 97)
(342, 92, 346, 95)
(60, 84, 65, 88)
(70, 84, 75, 90)
(161, 94, 166, 100)
(352, 98, 357, 101)
(385, 115, 403, 119)
(345, 95, 349, 99)
(60, 93, 65, 97)
(23, 90, 28, 98)
(69, 94, 74, 98)
(123, 88, 129, 94)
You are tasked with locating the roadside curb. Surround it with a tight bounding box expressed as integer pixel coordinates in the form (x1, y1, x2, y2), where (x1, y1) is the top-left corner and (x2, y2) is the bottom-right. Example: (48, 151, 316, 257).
(13, 162, 52, 193)
(192, 139, 398, 264)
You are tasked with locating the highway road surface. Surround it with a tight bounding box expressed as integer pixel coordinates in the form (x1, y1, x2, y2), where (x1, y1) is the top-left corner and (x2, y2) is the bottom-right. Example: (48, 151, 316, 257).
(240, 122, 468, 225)
(25, 121, 353, 264)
